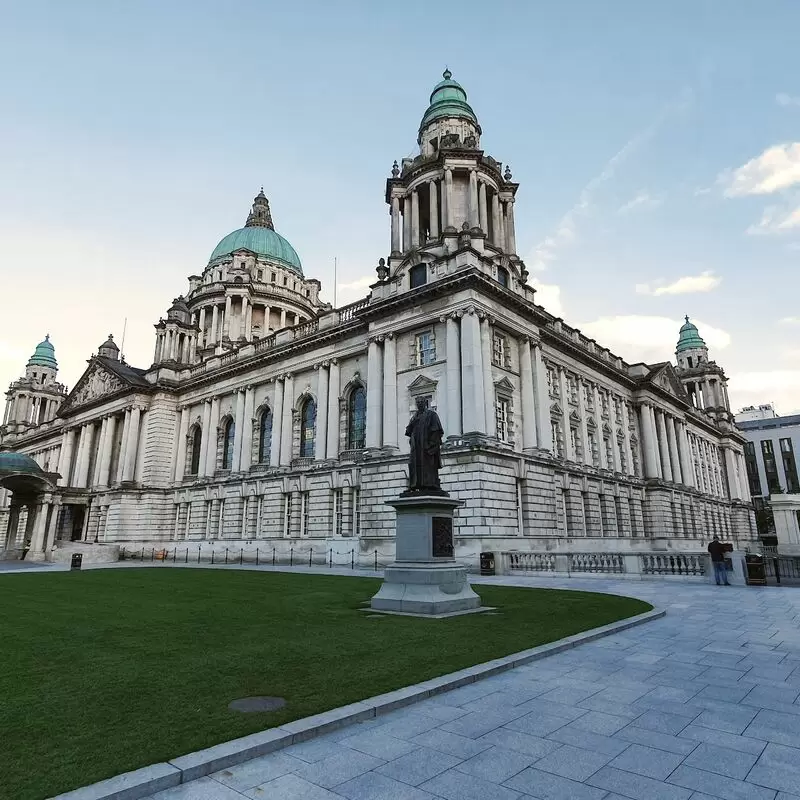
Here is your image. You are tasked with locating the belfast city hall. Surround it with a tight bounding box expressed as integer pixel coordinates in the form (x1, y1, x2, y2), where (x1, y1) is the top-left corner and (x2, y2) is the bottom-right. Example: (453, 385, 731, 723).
(0, 71, 756, 569)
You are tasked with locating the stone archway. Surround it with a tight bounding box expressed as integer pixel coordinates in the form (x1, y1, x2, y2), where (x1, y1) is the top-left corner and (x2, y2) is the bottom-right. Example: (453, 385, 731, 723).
(0, 452, 59, 561)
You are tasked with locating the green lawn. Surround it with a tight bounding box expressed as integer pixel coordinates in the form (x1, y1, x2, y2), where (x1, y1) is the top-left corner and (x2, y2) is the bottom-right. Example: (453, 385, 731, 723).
(0, 568, 650, 800)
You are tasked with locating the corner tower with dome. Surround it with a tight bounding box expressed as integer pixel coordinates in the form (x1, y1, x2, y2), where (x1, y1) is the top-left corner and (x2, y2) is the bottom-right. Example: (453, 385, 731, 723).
(0, 71, 755, 566)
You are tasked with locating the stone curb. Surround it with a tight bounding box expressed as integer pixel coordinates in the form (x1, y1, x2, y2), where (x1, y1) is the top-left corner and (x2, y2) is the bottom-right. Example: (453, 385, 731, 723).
(50, 606, 664, 799)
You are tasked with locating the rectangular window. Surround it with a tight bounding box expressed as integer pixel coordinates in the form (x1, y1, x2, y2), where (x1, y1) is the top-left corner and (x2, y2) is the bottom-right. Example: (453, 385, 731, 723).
(415, 331, 435, 366)
(744, 441, 763, 496)
(492, 333, 507, 367)
(583, 383, 594, 410)
(601, 393, 610, 418)
(496, 397, 510, 442)
(780, 438, 799, 493)
(352, 488, 361, 536)
(588, 430, 599, 467)
(618, 436, 627, 474)
(271, 272, 276, 283)
(547, 367, 557, 397)
(569, 426, 581, 461)
(552, 420, 564, 458)
(409, 263, 427, 288)
(300, 491, 309, 536)
(761, 439, 782, 493)
(283, 493, 292, 537)
(582, 491, 591, 535)
(567, 376, 578, 405)
(332, 489, 343, 536)
(628, 498, 637, 537)
(598, 495, 606, 536)
(604, 435, 614, 469)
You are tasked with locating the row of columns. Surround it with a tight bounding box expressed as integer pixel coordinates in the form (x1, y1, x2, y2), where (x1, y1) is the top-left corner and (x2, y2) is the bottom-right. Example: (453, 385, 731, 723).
(390, 170, 517, 254)
(638, 403, 695, 487)
(196, 300, 304, 349)
(3, 494, 61, 560)
(154, 328, 198, 365)
(4, 393, 58, 426)
(56, 405, 146, 489)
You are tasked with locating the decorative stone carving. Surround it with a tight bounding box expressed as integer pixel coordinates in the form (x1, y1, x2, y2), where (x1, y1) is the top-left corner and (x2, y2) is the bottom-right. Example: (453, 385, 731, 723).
(67, 367, 125, 409)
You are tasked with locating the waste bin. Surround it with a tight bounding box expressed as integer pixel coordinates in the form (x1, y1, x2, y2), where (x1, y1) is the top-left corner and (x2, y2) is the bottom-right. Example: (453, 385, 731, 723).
(745, 554, 766, 586)
(70, 553, 83, 571)
(480, 552, 495, 576)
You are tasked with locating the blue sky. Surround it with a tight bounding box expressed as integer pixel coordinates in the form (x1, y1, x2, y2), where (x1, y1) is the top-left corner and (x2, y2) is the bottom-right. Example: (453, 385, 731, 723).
(1, 1, 799, 411)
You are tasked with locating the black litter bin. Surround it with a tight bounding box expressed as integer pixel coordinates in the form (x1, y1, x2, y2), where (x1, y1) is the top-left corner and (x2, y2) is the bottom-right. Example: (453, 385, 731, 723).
(480, 552, 495, 576)
(745, 554, 766, 585)
(70, 553, 83, 571)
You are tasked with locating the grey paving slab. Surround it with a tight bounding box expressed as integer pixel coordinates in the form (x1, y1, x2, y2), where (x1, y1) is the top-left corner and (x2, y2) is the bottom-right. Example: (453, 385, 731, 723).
(615, 724, 700, 755)
(375, 746, 461, 786)
(678, 723, 767, 755)
(530, 742, 613, 781)
(409, 728, 492, 759)
(150, 778, 244, 800)
(632, 709, 696, 735)
(244, 773, 344, 799)
(607, 742, 686, 780)
(744, 709, 800, 747)
(547, 723, 631, 756)
(338, 730, 419, 760)
(503, 766, 608, 800)
(682, 741, 759, 779)
(420, 767, 522, 800)
(211, 752, 305, 792)
(333, 771, 437, 800)
(587, 765, 693, 800)
(569, 709, 631, 735)
(747, 742, 800, 795)
(453, 744, 536, 783)
(293, 749, 384, 789)
(478, 727, 563, 758)
(503, 710, 574, 737)
(668, 765, 778, 800)
(439, 706, 530, 739)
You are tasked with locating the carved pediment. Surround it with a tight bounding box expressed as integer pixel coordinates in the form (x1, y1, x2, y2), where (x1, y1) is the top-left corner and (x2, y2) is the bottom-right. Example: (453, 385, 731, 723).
(550, 402, 563, 416)
(494, 377, 515, 393)
(569, 410, 581, 423)
(61, 363, 127, 412)
(408, 375, 438, 393)
(649, 363, 690, 402)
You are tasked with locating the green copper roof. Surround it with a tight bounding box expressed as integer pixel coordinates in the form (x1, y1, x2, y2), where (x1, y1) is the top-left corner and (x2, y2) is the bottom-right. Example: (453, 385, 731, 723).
(209, 227, 302, 274)
(419, 69, 480, 134)
(676, 316, 707, 353)
(26, 335, 57, 370)
(0, 451, 44, 478)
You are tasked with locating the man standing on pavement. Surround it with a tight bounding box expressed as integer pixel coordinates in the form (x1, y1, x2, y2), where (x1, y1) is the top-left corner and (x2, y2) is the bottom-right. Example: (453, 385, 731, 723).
(707, 535, 730, 585)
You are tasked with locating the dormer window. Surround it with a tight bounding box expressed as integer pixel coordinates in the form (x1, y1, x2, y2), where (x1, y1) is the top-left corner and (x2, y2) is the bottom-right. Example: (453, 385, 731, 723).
(271, 272, 276, 283)
(409, 263, 427, 289)
(283, 276, 288, 286)
(497, 267, 509, 288)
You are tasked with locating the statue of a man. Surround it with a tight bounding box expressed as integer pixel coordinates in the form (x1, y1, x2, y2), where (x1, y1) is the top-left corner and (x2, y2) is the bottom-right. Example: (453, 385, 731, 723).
(403, 397, 445, 495)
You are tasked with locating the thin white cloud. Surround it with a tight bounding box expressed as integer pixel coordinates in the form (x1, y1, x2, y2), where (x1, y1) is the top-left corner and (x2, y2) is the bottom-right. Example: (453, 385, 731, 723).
(777, 93, 800, 107)
(336, 275, 373, 304)
(578, 315, 730, 366)
(720, 142, 800, 197)
(618, 191, 662, 214)
(779, 316, 800, 325)
(527, 88, 693, 271)
(746, 203, 800, 234)
(728, 370, 800, 415)
(636, 271, 722, 296)
(531, 278, 565, 318)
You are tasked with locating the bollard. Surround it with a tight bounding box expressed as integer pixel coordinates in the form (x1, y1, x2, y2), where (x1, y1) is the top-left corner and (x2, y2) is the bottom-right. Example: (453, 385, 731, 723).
(121, 546, 125, 560)
(290, 547, 294, 567)
(151, 548, 155, 562)
(309, 548, 313, 567)
(184, 547, 188, 564)
(272, 548, 276, 566)
(240, 548, 243, 565)
(197, 545, 201, 564)
(329, 548, 332, 568)
(374, 549, 378, 571)
(211, 548, 215, 565)
(256, 547, 259, 566)
(351, 549, 354, 569)
(141, 547, 145, 560)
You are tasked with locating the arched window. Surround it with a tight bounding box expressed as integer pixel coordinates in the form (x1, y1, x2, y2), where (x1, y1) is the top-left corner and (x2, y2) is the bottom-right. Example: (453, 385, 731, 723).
(258, 408, 273, 463)
(300, 398, 317, 458)
(347, 386, 367, 450)
(497, 266, 509, 288)
(222, 418, 235, 470)
(189, 426, 202, 475)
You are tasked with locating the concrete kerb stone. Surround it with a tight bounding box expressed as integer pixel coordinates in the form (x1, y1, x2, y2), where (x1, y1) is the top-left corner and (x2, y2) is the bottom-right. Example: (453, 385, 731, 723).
(50, 606, 664, 800)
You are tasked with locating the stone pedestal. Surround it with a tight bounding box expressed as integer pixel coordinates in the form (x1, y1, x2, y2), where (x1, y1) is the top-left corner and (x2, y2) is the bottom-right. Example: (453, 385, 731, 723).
(370, 494, 482, 616)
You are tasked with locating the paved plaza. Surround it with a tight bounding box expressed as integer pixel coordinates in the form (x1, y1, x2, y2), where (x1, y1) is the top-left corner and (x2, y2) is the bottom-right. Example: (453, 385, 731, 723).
(133, 573, 800, 800)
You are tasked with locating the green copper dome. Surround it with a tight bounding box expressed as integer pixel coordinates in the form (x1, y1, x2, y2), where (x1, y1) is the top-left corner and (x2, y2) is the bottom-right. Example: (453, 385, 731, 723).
(26, 335, 57, 370)
(676, 316, 707, 353)
(208, 189, 303, 275)
(0, 451, 44, 478)
(419, 69, 480, 135)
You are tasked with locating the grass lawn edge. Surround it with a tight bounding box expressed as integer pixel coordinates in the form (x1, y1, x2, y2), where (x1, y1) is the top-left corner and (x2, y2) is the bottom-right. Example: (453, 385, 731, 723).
(54, 604, 665, 800)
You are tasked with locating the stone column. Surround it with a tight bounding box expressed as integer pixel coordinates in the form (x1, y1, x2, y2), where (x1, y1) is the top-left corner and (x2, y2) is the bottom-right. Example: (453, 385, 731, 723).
(608, 393, 621, 472)
(655, 409, 673, 482)
(480, 315, 494, 434)
(198, 307, 206, 347)
(241, 386, 254, 472)
(445, 314, 462, 437)
(444, 168, 453, 229)
(173, 407, 188, 482)
(478, 181, 488, 233)
(210, 305, 219, 345)
(558, 368, 574, 460)
(279, 374, 294, 466)
(264, 305, 272, 333)
(532, 343, 553, 451)
(122, 406, 141, 482)
(469, 169, 479, 227)
(382, 334, 398, 449)
(43, 498, 60, 554)
(390, 196, 401, 252)
(232, 389, 245, 471)
(577, 379, 590, 465)
(411, 189, 420, 247)
(27, 498, 50, 559)
(498, 200, 506, 250)
(491, 194, 500, 245)
(280, 308, 287, 329)
(666, 415, 682, 484)
(270, 378, 284, 467)
(736, 452, 750, 500)
(593, 386, 606, 469)
(327, 360, 340, 459)
(57, 428, 76, 486)
(506, 199, 517, 254)
(199, 399, 212, 476)
(244, 297, 252, 339)
(92, 418, 108, 487)
(366, 338, 383, 448)
(316, 364, 329, 461)
(205, 397, 220, 476)
(115, 410, 131, 483)
(460, 308, 485, 434)
(403, 195, 411, 251)
(4, 505, 20, 549)
(223, 295, 232, 338)
(678, 422, 694, 487)
(519, 337, 537, 450)
(724, 447, 741, 500)
(429, 179, 439, 239)
(640, 404, 659, 478)
(621, 402, 633, 475)
(75, 424, 93, 488)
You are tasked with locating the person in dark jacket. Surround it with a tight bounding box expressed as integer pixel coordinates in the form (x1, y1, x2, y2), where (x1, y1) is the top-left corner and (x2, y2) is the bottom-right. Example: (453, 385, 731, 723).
(708, 535, 730, 585)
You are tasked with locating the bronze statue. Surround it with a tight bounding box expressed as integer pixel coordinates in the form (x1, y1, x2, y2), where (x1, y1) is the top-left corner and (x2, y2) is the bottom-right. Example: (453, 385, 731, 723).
(403, 397, 446, 495)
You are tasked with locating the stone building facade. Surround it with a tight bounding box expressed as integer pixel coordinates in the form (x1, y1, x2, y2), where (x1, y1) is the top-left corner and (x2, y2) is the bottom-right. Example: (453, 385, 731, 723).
(0, 71, 755, 564)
